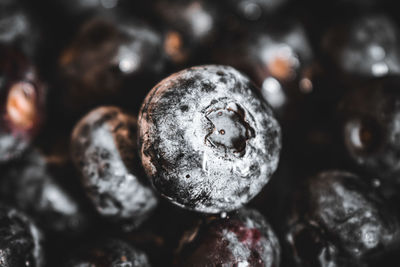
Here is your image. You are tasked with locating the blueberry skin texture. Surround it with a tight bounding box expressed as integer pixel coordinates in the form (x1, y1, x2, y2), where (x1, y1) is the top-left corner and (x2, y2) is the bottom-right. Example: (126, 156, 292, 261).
(339, 77, 400, 181)
(138, 65, 281, 213)
(0, 149, 90, 236)
(0, 45, 45, 163)
(65, 239, 151, 267)
(0, 206, 44, 267)
(71, 106, 158, 229)
(176, 208, 280, 267)
(285, 171, 400, 267)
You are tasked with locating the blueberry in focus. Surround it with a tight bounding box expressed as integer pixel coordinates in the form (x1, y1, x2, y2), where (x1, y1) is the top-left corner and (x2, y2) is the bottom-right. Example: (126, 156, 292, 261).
(0, 205, 44, 267)
(0, 149, 91, 236)
(65, 239, 151, 267)
(71, 106, 158, 230)
(0, 44, 45, 163)
(338, 76, 400, 182)
(58, 15, 165, 114)
(322, 13, 400, 79)
(284, 170, 400, 267)
(138, 65, 281, 213)
(175, 208, 280, 266)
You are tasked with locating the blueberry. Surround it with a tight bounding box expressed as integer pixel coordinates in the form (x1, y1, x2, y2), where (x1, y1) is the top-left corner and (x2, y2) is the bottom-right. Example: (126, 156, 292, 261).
(154, 0, 218, 43)
(175, 208, 280, 266)
(338, 77, 400, 181)
(213, 21, 314, 117)
(0, 149, 91, 236)
(236, 21, 312, 86)
(323, 14, 400, 79)
(224, 0, 290, 21)
(65, 239, 151, 267)
(0, 44, 45, 163)
(58, 16, 165, 114)
(285, 170, 400, 266)
(71, 106, 158, 230)
(154, 0, 220, 65)
(56, 0, 123, 15)
(0, 4, 40, 59)
(138, 65, 281, 213)
(0, 205, 44, 267)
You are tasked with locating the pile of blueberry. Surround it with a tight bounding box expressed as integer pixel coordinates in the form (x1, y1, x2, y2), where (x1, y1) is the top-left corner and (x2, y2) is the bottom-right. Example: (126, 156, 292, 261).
(2, 0, 400, 266)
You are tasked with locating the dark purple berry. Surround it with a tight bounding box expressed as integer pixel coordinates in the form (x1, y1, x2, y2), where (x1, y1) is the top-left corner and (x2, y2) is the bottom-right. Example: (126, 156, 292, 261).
(65, 239, 151, 267)
(0, 205, 44, 267)
(58, 16, 165, 114)
(285, 170, 400, 267)
(0, 44, 45, 163)
(339, 77, 400, 181)
(138, 65, 281, 213)
(175, 208, 280, 266)
(71, 106, 158, 230)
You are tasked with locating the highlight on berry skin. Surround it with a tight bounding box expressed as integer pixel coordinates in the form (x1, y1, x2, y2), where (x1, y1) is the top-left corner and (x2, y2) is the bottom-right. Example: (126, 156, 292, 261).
(0, 44, 45, 163)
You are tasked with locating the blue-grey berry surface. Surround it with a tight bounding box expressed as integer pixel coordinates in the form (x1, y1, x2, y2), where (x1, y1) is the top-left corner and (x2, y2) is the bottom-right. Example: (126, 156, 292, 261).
(139, 65, 281, 213)
(285, 170, 400, 267)
(71, 106, 158, 229)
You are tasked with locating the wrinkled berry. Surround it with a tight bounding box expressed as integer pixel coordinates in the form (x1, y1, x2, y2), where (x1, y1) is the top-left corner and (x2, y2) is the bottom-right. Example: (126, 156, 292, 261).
(175, 208, 280, 266)
(71, 106, 158, 230)
(285, 170, 400, 267)
(0, 205, 44, 267)
(139, 65, 281, 213)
